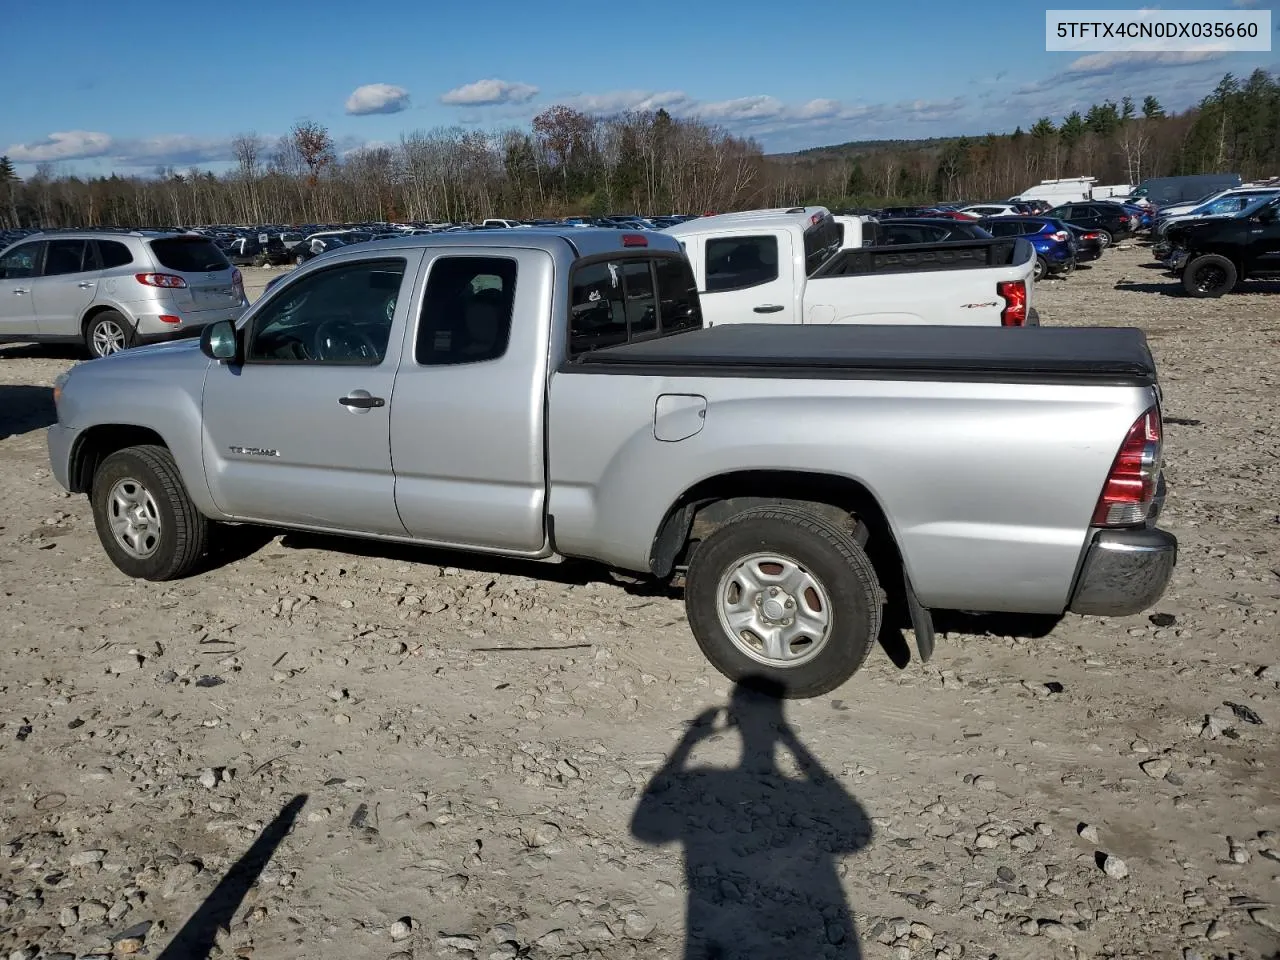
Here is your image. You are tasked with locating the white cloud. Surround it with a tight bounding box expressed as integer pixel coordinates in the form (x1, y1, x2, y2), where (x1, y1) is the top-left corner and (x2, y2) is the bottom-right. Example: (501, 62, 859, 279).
(345, 83, 411, 116)
(440, 78, 540, 106)
(1065, 50, 1226, 77)
(5, 131, 113, 163)
(559, 89, 693, 115)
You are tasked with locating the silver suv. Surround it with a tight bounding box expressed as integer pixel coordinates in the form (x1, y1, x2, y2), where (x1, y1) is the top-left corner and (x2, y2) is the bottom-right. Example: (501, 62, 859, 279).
(0, 230, 248, 358)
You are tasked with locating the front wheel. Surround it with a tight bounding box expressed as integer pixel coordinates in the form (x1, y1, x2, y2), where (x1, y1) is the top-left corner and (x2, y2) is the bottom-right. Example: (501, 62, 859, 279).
(1182, 254, 1237, 298)
(90, 445, 209, 580)
(684, 507, 883, 698)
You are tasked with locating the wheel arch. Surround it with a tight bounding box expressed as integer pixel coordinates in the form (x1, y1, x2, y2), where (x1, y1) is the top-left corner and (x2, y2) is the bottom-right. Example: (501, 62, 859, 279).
(68, 424, 169, 494)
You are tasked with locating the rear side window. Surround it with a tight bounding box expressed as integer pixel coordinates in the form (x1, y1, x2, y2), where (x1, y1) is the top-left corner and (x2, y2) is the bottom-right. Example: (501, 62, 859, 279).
(654, 257, 702, 334)
(985, 221, 1023, 237)
(43, 239, 89, 276)
(804, 216, 841, 273)
(96, 240, 134, 269)
(416, 256, 518, 366)
(705, 236, 779, 292)
(569, 255, 700, 356)
(148, 237, 231, 273)
(878, 225, 948, 245)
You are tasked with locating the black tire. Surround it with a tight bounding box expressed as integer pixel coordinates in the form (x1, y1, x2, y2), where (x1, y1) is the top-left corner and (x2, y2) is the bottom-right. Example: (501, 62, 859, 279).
(90, 445, 209, 581)
(1033, 256, 1047, 282)
(684, 506, 884, 699)
(85, 310, 135, 359)
(295, 252, 306, 266)
(1182, 254, 1237, 298)
(1098, 231, 1113, 248)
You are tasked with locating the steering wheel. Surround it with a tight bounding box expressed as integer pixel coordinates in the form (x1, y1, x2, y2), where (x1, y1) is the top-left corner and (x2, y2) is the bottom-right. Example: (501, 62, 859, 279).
(312, 319, 381, 362)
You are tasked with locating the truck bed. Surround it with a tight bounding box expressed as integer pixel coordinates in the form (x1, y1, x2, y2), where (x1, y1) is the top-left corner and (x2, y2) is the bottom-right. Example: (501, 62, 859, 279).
(812, 238, 1030, 277)
(572, 324, 1157, 387)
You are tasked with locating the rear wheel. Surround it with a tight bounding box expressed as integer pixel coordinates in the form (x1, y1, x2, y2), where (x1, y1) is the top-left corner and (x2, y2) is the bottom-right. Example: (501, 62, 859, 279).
(684, 506, 883, 698)
(1098, 231, 1114, 249)
(85, 310, 134, 359)
(1182, 254, 1237, 298)
(295, 252, 306, 266)
(1033, 256, 1047, 282)
(89, 445, 208, 580)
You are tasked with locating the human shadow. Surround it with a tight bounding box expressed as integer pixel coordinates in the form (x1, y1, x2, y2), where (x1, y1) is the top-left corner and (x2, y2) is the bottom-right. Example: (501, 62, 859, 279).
(631, 679, 871, 959)
(155, 794, 307, 960)
(0, 385, 55, 442)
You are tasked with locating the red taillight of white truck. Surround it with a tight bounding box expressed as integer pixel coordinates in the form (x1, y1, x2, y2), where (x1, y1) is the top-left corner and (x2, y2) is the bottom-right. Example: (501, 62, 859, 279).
(1092, 407, 1162, 526)
(997, 280, 1027, 326)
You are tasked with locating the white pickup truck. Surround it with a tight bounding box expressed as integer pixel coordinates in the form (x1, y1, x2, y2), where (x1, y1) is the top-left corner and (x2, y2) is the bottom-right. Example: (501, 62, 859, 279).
(665, 207, 1037, 327)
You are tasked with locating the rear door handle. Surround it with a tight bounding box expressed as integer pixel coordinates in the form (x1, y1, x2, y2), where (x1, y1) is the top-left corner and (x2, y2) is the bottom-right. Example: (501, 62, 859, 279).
(339, 394, 385, 409)
(753, 304, 784, 313)
(78, 281, 95, 288)
(12, 288, 28, 295)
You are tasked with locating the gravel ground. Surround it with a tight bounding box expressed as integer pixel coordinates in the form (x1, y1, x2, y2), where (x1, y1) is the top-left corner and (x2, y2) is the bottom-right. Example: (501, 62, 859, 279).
(1, 246, 1278, 960)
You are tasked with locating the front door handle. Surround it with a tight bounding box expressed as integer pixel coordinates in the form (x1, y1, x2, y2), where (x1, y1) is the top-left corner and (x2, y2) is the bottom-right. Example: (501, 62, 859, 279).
(12, 288, 27, 295)
(338, 394, 385, 410)
(753, 304, 784, 314)
(78, 281, 94, 289)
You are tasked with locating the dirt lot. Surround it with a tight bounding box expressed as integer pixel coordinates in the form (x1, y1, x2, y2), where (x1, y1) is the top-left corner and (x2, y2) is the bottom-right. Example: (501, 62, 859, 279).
(1, 247, 1278, 960)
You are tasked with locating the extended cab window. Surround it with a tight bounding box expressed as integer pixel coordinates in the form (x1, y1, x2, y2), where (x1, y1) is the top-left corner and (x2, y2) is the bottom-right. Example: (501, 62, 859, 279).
(247, 257, 406, 364)
(416, 256, 518, 365)
(569, 255, 700, 356)
(803, 216, 842, 273)
(705, 236, 778, 292)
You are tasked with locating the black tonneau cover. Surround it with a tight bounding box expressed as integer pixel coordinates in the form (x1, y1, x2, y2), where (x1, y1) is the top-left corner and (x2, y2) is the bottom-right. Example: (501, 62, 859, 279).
(573, 324, 1157, 386)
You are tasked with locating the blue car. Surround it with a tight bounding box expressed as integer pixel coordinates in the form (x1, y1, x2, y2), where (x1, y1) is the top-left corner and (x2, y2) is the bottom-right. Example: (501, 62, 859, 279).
(1102, 200, 1151, 231)
(977, 216, 1077, 280)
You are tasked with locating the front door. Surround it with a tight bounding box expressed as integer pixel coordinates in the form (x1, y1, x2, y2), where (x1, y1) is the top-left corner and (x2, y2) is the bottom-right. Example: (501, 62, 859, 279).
(695, 231, 797, 325)
(201, 252, 422, 535)
(31, 238, 102, 337)
(0, 240, 41, 336)
(1247, 199, 1280, 277)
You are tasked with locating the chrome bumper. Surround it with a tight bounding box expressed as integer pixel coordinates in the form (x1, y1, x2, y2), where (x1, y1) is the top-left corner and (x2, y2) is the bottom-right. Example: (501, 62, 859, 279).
(1068, 483, 1177, 618)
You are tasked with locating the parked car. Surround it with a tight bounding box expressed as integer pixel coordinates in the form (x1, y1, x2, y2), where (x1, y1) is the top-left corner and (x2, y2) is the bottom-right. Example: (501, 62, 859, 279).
(47, 227, 1176, 698)
(0, 229, 247, 358)
(976, 216, 1076, 281)
(293, 235, 349, 264)
(958, 203, 1022, 218)
(1153, 188, 1280, 238)
(224, 235, 291, 267)
(1166, 194, 1280, 297)
(867, 218, 992, 245)
(665, 207, 1037, 328)
(1064, 223, 1106, 262)
(1045, 202, 1136, 245)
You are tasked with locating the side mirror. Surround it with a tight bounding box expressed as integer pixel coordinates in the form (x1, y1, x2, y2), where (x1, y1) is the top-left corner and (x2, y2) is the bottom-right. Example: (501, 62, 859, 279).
(200, 319, 241, 363)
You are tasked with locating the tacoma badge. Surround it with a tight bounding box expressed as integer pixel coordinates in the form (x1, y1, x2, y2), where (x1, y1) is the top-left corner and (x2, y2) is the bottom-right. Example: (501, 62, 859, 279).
(228, 446, 280, 457)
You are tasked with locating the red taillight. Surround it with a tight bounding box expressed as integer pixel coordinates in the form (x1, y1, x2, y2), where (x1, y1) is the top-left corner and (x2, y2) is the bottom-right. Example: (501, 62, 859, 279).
(1084, 232, 1101, 240)
(621, 233, 648, 247)
(997, 280, 1027, 325)
(135, 273, 188, 289)
(1051, 230, 1070, 242)
(1092, 408, 1162, 527)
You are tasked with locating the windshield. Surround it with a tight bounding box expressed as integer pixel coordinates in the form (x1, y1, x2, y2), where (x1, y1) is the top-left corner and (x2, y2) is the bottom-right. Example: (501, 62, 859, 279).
(148, 237, 231, 272)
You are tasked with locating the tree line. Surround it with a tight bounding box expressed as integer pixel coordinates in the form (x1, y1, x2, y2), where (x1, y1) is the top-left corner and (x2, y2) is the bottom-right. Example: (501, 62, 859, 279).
(1, 69, 1277, 230)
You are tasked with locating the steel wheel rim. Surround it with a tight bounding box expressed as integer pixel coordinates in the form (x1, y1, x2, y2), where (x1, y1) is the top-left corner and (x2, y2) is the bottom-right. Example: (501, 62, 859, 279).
(1034, 259, 1045, 281)
(106, 477, 162, 559)
(715, 552, 833, 668)
(92, 321, 127, 357)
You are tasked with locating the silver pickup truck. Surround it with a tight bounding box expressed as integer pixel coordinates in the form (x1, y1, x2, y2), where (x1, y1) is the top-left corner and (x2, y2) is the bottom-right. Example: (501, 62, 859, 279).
(47, 228, 1177, 698)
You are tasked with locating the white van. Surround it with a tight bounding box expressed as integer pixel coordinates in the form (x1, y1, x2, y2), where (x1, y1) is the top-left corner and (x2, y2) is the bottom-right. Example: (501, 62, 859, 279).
(1012, 177, 1097, 205)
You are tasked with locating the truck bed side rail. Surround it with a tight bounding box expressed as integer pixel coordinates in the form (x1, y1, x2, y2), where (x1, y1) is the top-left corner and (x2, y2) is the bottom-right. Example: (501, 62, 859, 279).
(811, 238, 1032, 278)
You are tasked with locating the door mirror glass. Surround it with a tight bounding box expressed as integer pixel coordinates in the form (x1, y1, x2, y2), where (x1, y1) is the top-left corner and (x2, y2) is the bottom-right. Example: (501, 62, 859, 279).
(201, 320, 239, 361)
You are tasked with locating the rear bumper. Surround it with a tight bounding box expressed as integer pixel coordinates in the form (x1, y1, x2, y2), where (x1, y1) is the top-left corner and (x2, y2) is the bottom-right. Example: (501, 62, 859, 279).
(1068, 524, 1177, 617)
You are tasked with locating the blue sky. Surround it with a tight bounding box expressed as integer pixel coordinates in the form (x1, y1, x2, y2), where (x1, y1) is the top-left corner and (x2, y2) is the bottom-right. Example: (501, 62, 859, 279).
(3, 0, 1277, 177)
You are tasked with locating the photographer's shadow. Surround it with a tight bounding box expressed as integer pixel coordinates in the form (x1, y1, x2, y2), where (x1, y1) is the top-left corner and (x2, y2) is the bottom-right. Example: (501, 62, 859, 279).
(631, 678, 872, 959)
